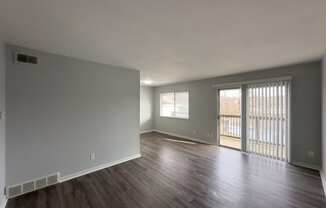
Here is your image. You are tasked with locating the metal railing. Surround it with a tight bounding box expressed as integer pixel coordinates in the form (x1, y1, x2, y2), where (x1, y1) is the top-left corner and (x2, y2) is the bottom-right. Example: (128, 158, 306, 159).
(247, 115, 286, 145)
(219, 114, 241, 139)
(220, 114, 286, 142)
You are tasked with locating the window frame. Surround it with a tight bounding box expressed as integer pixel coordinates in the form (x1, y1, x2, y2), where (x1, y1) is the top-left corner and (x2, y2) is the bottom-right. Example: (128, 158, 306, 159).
(160, 91, 189, 119)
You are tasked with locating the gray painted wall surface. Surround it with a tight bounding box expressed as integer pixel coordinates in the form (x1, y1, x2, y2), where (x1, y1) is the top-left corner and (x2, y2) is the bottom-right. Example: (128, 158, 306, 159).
(140, 86, 154, 132)
(0, 42, 6, 200)
(154, 61, 322, 168)
(5, 45, 140, 186)
(322, 56, 326, 178)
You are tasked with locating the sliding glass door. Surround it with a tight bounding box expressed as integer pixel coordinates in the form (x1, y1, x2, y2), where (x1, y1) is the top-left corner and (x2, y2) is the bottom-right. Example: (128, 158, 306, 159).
(218, 88, 242, 150)
(246, 81, 290, 161)
(217, 79, 290, 162)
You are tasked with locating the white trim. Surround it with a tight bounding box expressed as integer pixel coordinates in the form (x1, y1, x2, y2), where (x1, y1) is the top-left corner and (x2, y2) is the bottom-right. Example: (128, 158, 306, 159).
(212, 76, 292, 89)
(159, 116, 189, 120)
(140, 129, 154, 134)
(0, 195, 7, 208)
(153, 129, 214, 145)
(320, 171, 326, 196)
(290, 161, 320, 171)
(287, 80, 292, 163)
(59, 153, 141, 182)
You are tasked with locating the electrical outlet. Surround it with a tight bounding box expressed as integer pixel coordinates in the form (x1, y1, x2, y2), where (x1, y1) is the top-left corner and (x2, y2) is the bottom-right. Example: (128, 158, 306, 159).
(207, 131, 214, 137)
(193, 130, 197, 135)
(90, 152, 96, 161)
(307, 150, 314, 158)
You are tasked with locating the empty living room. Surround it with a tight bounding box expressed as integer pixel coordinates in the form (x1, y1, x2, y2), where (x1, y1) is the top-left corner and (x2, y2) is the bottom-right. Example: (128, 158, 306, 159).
(1, 0, 326, 207)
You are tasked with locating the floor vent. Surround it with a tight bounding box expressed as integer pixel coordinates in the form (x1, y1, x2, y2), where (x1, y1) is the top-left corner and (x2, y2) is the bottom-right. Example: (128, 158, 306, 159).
(6, 173, 60, 198)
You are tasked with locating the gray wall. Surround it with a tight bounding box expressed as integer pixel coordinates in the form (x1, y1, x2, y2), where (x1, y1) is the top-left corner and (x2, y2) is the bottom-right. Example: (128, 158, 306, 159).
(5, 45, 140, 186)
(140, 86, 154, 132)
(154, 61, 322, 168)
(0, 42, 6, 202)
(322, 56, 326, 180)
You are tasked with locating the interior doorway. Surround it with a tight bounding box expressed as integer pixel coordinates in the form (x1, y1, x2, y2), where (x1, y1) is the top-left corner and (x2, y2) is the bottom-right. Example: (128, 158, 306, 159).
(218, 88, 242, 150)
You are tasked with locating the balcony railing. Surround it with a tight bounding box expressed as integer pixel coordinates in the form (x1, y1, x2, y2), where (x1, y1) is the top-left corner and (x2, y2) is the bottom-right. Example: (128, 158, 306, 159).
(220, 114, 286, 143)
(219, 114, 241, 139)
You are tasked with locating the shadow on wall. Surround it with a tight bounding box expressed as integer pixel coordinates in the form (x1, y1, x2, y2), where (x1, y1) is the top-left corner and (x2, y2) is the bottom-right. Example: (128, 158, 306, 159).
(140, 86, 154, 131)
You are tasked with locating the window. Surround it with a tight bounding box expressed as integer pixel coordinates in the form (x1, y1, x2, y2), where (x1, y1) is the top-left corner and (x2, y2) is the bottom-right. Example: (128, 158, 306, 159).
(160, 91, 189, 119)
(160, 93, 175, 117)
(175, 92, 189, 119)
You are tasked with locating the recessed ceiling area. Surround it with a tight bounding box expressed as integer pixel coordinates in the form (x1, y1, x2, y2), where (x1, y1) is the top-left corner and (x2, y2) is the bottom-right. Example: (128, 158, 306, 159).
(1, 0, 326, 86)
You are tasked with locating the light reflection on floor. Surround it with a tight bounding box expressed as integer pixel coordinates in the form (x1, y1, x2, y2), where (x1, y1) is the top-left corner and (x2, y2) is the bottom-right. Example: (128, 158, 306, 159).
(165, 138, 196, 145)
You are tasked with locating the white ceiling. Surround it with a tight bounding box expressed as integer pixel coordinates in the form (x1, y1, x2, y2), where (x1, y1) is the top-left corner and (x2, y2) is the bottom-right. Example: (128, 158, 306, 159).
(1, 0, 326, 86)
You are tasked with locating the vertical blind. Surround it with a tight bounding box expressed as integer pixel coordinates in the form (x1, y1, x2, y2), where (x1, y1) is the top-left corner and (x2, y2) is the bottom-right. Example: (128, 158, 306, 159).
(246, 80, 290, 161)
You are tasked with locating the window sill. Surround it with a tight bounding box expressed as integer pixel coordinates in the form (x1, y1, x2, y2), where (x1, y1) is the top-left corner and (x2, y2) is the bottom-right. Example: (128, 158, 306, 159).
(160, 116, 189, 120)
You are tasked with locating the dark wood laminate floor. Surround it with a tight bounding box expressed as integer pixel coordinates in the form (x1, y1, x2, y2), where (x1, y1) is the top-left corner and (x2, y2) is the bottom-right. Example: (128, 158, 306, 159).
(7, 132, 326, 208)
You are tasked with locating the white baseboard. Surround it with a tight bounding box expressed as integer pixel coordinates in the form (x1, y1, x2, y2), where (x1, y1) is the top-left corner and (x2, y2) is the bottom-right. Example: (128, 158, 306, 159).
(153, 129, 213, 145)
(321, 171, 326, 197)
(59, 153, 141, 182)
(0, 195, 7, 208)
(140, 129, 154, 134)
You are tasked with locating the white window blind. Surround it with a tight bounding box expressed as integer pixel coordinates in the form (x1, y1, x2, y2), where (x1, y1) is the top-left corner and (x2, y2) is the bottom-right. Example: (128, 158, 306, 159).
(246, 80, 290, 161)
(175, 92, 189, 119)
(160, 91, 189, 119)
(160, 93, 175, 117)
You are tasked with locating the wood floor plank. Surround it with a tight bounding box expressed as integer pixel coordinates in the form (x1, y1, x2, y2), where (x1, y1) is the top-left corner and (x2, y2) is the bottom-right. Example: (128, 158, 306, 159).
(6, 132, 326, 208)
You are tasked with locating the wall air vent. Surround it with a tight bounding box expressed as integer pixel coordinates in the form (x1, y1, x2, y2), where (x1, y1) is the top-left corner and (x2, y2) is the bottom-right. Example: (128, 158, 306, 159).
(7, 185, 22, 198)
(6, 172, 60, 198)
(15, 53, 38, 64)
(22, 181, 35, 194)
(35, 178, 47, 189)
(47, 173, 59, 186)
